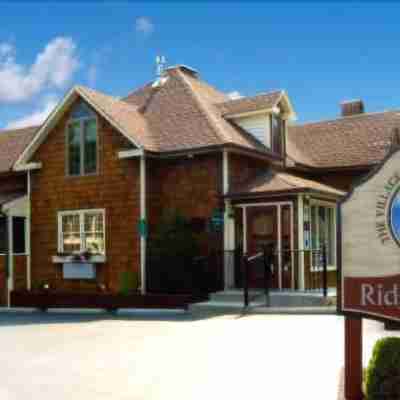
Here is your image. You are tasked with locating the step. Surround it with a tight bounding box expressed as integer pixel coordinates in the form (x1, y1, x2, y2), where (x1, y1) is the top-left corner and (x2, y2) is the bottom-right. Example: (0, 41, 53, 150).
(209, 290, 264, 303)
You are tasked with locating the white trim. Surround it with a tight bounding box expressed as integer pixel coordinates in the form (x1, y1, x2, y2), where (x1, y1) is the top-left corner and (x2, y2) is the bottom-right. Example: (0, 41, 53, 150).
(118, 149, 144, 159)
(237, 201, 292, 208)
(13, 162, 42, 172)
(309, 199, 337, 270)
(52, 255, 106, 264)
(225, 109, 273, 120)
(140, 155, 146, 295)
(57, 209, 106, 255)
(222, 150, 229, 195)
(14, 86, 143, 170)
(297, 194, 305, 290)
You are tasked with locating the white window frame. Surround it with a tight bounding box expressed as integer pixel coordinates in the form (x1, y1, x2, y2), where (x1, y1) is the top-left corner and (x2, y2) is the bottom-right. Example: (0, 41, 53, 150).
(310, 200, 336, 271)
(66, 114, 98, 177)
(57, 209, 106, 255)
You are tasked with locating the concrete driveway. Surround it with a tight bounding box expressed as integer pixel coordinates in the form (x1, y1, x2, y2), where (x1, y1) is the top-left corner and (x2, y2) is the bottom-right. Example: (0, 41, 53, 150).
(0, 311, 397, 400)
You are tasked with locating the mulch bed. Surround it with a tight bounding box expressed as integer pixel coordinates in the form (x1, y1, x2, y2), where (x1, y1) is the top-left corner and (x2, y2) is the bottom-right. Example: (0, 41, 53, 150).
(10, 290, 208, 310)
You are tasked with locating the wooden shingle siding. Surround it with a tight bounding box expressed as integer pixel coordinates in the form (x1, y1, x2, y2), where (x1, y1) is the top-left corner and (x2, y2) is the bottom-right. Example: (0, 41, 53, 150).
(29, 99, 141, 293)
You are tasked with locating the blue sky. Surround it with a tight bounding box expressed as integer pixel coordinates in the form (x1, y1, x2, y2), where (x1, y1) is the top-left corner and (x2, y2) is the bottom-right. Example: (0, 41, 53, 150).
(1, 2, 400, 129)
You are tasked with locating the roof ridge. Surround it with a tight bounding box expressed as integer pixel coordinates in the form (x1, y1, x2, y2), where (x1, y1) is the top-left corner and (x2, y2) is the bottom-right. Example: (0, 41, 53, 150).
(175, 69, 228, 144)
(293, 109, 400, 128)
(274, 171, 301, 189)
(218, 89, 284, 105)
(0, 125, 40, 135)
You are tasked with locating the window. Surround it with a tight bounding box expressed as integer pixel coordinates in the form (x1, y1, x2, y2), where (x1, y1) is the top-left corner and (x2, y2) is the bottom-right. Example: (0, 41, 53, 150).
(310, 203, 336, 268)
(13, 217, 26, 254)
(58, 210, 105, 254)
(271, 113, 283, 155)
(67, 101, 97, 176)
(0, 217, 26, 254)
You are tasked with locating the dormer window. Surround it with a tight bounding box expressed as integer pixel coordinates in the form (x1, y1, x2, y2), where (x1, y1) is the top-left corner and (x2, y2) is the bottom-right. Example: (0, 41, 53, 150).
(271, 108, 284, 155)
(66, 101, 98, 176)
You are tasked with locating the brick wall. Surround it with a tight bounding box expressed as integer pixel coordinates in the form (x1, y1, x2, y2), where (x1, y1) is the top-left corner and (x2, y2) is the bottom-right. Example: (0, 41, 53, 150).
(30, 99, 140, 293)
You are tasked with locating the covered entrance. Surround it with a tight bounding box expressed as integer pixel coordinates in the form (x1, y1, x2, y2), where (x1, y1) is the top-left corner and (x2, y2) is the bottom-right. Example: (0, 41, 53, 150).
(244, 203, 293, 289)
(224, 169, 346, 292)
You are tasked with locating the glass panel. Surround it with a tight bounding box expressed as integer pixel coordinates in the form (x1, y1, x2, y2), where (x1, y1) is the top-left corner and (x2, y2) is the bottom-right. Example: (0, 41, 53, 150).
(0, 217, 7, 254)
(327, 208, 335, 265)
(281, 205, 292, 288)
(84, 119, 97, 174)
(62, 214, 81, 253)
(68, 121, 81, 175)
(318, 207, 326, 248)
(84, 212, 104, 254)
(70, 101, 95, 119)
(13, 217, 26, 254)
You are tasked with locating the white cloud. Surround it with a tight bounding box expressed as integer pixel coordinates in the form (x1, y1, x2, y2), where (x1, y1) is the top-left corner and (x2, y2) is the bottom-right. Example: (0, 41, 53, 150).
(135, 17, 154, 36)
(6, 97, 58, 129)
(227, 91, 243, 100)
(0, 37, 79, 103)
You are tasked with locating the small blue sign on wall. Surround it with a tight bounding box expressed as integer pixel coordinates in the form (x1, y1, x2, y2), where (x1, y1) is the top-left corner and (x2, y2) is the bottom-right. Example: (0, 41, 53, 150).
(210, 209, 224, 232)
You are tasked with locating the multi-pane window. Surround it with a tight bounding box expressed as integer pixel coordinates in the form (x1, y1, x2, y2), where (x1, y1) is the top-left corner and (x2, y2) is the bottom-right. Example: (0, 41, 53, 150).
(310, 204, 336, 267)
(59, 210, 105, 255)
(67, 101, 97, 176)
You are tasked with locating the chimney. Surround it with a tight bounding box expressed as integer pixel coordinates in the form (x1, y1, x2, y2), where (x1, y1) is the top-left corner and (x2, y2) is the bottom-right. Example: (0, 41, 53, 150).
(340, 99, 365, 117)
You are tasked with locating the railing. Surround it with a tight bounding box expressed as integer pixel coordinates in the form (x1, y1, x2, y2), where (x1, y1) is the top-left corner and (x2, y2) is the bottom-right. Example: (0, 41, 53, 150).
(242, 245, 328, 308)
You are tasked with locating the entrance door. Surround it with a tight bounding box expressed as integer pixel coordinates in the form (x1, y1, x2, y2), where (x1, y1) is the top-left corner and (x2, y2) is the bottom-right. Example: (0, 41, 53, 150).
(247, 206, 279, 288)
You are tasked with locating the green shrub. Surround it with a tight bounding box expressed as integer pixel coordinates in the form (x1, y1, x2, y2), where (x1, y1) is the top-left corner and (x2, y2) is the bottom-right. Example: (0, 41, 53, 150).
(365, 336, 400, 399)
(119, 271, 139, 295)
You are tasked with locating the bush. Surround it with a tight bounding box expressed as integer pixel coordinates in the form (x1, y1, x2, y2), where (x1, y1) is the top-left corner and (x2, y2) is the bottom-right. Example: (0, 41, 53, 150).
(147, 210, 201, 294)
(119, 271, 139, 295)
(365, 336, 400, 399)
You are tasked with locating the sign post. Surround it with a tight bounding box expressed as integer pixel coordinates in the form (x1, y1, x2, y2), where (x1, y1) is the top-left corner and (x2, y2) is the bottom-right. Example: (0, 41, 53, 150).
(344, 316, 363, 400)
(340, 148, 400, 399)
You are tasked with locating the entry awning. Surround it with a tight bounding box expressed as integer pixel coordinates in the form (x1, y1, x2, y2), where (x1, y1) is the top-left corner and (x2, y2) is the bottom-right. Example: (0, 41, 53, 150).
(225, 170, 346, 199)
(0, 190, 27, 215)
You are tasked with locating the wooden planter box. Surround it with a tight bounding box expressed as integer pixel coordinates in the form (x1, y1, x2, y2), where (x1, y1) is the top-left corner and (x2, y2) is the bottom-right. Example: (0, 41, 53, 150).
(10, 290, 207, 310)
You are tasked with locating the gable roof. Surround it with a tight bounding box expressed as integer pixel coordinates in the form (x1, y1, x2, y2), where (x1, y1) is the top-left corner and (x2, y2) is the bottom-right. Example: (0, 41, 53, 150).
(0, 126, 39, 173)
(287, 111, 400, 169)
(216, 91, 283, 117)
(227, 169, 345, 198)
(15, 86, 155, 167)
(123, 67, 280, 154)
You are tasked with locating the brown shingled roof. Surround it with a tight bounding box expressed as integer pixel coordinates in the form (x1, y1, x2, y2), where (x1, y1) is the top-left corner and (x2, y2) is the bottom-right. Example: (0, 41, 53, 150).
(0, 126, 39, 173)
(77, 86, 156, 150)
(216, 91, 283, 117)
(287, 111, 400, 168)
(123, 67, 270, 153)
(227, 169, 345, 198)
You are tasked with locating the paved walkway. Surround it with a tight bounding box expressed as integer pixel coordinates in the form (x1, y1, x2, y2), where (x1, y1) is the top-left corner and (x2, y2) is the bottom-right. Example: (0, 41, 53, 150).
(0, 311, 397, 400)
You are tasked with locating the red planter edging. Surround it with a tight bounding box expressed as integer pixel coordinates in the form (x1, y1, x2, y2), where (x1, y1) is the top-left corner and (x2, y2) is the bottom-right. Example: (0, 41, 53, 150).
(10, 291, 207, 310)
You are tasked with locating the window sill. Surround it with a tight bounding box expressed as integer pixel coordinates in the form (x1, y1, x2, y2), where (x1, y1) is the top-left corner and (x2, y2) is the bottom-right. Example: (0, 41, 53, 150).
(310, 266, 337, 273)
(52, 255, 106, 264)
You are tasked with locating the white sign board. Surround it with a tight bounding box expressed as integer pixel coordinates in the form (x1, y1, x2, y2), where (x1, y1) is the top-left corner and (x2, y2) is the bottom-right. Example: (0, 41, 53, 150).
(63, 263, 95, 280)
(341, 148, 400, 321)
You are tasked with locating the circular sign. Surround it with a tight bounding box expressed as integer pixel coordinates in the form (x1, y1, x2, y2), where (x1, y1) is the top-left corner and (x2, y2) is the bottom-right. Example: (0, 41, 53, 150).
(389, 186, 400, 246)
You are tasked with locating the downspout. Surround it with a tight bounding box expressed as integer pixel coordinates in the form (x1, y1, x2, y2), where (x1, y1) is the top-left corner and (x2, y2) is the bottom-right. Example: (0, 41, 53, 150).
(140, 154, 147, 294)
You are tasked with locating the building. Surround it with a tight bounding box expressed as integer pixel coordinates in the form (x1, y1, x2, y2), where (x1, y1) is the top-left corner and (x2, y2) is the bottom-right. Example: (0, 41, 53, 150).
(1, 64, 399, 306)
